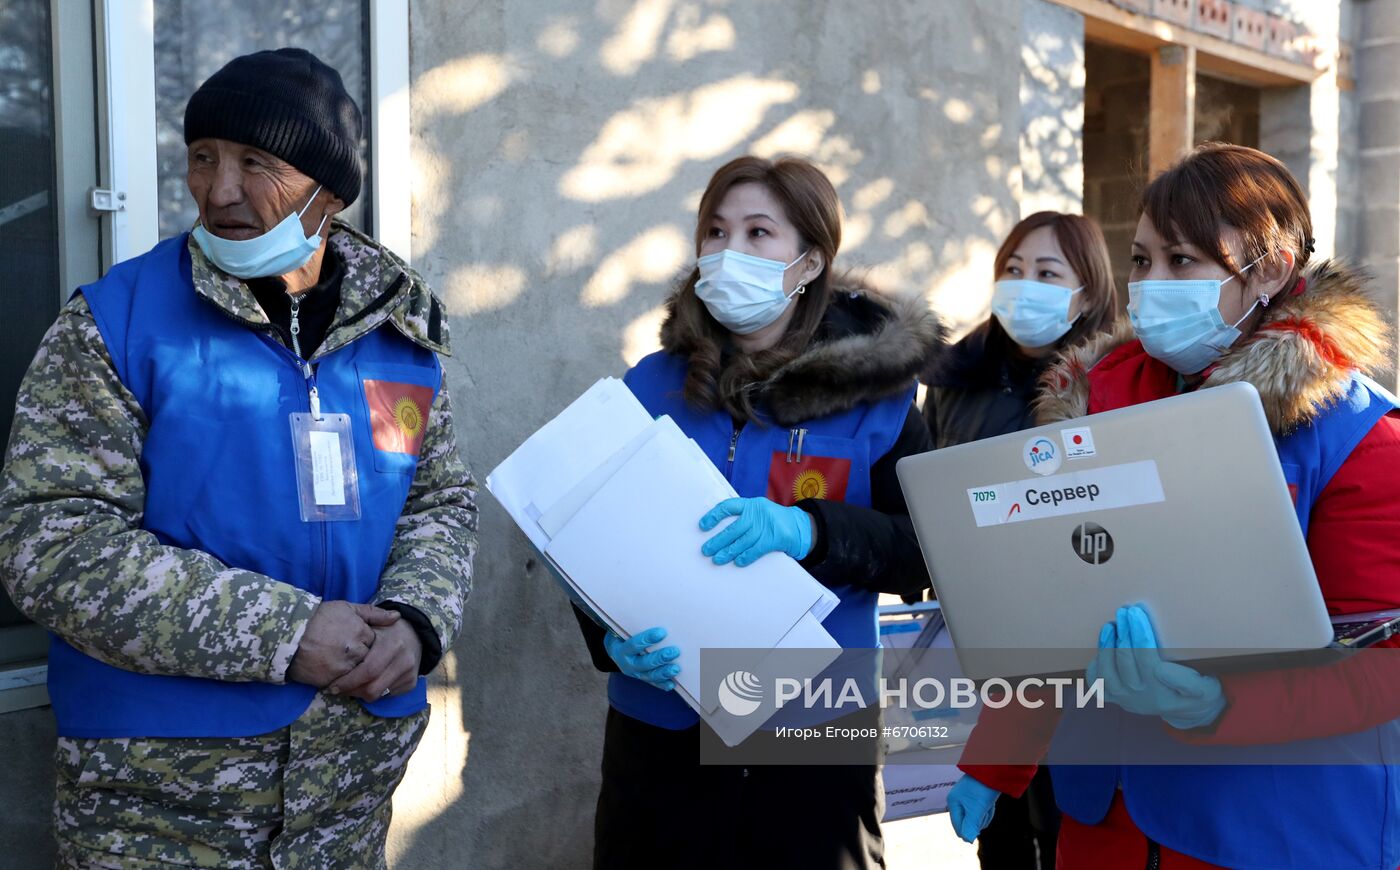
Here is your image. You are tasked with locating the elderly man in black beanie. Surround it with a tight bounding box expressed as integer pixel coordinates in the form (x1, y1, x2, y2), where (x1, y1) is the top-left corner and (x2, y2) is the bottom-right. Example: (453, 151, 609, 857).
(0, 47, 477, 868)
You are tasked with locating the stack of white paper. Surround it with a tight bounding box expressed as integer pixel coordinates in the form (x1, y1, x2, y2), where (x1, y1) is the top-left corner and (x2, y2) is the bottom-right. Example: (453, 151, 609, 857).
(488, 378, 841, 745)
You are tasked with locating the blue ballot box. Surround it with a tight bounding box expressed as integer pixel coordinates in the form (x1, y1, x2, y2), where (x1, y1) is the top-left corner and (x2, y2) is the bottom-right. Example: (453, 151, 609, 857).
(878, 601, 971, 821)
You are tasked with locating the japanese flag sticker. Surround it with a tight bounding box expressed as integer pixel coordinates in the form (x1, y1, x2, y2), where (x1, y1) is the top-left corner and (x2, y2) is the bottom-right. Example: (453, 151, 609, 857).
(1061, 427, 1096, 460)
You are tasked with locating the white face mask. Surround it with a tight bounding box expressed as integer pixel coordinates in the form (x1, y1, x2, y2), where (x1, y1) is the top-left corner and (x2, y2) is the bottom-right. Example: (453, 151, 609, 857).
(1127, 253, 1269, 374)
(695, 248, 810, 335)
(191, 185, 328, 279)
(991, 279, 1083, 348)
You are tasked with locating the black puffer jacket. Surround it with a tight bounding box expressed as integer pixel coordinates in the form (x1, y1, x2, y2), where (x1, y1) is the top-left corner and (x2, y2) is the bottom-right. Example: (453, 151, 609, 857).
(575, 282, 947, 672)
(922, 320, 1048, 449)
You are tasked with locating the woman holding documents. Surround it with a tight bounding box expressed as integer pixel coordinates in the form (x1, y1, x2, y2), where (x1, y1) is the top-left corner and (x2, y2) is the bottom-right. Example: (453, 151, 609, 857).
(925, 211, 1118, 867)
(573, 155, 942, 869)
(948, 142, 1400, 867)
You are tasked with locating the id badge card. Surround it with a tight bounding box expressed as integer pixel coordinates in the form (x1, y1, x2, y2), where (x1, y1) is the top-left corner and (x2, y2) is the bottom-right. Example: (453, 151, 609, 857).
(290, 412, 362, 522)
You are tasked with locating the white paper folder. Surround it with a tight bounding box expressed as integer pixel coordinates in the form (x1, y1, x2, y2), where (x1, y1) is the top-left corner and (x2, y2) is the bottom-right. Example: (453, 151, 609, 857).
(487, 378, 844, 744)
(545, 422, 834, 710)
(486, 378, 652, 550)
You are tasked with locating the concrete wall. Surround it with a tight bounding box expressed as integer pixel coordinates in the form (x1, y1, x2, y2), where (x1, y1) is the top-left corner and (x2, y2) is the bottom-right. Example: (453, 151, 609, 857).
(1259, 1, 1348, 262)
(390, 1, 1026, 866)
(1334, 0, 1365, 270)
(1020, 0, 1086, 217)
(1256, 0, 1400, 384)
(1353, 0, 1400, 382)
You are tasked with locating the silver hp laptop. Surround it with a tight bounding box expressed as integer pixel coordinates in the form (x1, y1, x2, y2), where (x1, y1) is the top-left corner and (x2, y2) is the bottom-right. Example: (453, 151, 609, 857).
(897, 382, 1337, 680)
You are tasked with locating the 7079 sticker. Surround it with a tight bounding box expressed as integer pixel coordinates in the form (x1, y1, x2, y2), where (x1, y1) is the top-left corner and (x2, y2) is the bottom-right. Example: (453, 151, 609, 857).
(966, 460, 1164, 528)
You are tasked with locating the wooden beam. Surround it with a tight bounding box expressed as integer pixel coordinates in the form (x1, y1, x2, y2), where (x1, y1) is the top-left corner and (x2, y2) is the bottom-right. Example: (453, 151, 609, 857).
(1052, 0, 1324, 87)
(1150, 44, 1196, 177)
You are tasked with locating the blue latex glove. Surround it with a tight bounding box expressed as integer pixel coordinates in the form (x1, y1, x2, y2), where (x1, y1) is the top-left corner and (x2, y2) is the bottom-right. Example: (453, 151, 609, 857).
(1087, 605, 1227, 730)
(604, 627, 681, 691)
(947, 775, 999, 843)
(699, 497, 814, 567)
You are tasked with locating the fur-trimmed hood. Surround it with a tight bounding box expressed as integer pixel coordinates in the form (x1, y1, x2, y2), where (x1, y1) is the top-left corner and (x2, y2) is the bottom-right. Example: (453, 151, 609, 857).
(1036, 260, 1392, 434)
(659, 276, 947, 426)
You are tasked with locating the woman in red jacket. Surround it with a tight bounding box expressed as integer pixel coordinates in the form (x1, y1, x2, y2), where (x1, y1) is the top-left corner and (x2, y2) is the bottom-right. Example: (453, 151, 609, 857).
(947, 142, 1400, 868)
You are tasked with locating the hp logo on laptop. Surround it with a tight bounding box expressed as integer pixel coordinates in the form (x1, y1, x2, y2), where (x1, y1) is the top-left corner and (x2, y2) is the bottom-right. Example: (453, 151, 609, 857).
(1072, 522, 1114, 565)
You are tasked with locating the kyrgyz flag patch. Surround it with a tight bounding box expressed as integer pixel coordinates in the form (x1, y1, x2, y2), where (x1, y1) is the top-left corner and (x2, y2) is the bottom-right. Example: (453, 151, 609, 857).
(765, 453, 851, 506)
(363, 379, 434, 455)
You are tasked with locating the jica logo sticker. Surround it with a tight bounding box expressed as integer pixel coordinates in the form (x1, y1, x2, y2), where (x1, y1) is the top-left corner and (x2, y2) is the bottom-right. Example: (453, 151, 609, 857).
(1023, 436, 1062, 476)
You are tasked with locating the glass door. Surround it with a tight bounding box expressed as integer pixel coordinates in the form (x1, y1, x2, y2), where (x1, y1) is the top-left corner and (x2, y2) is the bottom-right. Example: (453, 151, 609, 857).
(152, 1, 376, 237)
(0, 0, 62, 667)
(95, 0, 406, 270)
(0, 1, 62, 455)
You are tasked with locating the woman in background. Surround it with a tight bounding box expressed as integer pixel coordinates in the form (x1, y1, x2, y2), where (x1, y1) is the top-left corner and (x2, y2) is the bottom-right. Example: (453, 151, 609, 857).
(924, 211, 1119, 450)
(924, 210, 1119, 870)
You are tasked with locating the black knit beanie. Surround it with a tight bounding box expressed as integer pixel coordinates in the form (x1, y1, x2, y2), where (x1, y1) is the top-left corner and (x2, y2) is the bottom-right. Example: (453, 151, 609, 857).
(184, 48, 362, 206)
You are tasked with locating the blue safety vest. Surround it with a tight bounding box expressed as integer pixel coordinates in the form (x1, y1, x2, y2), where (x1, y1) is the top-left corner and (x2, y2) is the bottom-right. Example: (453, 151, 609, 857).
(608, 350, 913, 729)
(1051, 374, 1400, 868)
(49, 234, 438, 738)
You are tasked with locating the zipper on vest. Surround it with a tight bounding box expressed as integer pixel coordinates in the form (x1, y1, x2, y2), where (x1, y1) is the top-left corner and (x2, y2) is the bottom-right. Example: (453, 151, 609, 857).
(288, 292, 304, 358)
(785, 428, 810, 463)
(307, 370, 322, 420)
(285, 290, 329, 593)
(287, 292, 322, 420)
(1145, 838, 1160, 870)
(726, 426, 739, 475)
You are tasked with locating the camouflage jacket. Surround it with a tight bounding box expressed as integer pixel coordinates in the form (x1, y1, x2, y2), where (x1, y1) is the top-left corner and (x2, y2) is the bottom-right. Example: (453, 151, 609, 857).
(0, 221, 477, 683)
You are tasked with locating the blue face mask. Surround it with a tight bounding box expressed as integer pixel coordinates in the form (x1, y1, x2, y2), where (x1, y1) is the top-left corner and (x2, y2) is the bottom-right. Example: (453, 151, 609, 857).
(1127, 254, 1267, 374)
(695, 248, 810, 335)
(191, 185, 328, 279)
(991, 279, 1083, 348)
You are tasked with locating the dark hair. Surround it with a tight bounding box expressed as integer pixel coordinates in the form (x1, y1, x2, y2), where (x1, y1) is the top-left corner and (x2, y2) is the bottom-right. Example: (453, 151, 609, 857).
(989, 210, 1119, 351)
(667, 155, 842, 422)
(1140, 142, 1312, 284)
